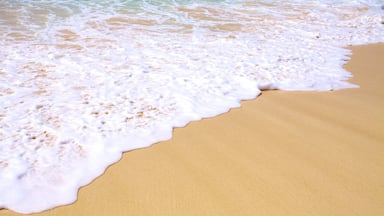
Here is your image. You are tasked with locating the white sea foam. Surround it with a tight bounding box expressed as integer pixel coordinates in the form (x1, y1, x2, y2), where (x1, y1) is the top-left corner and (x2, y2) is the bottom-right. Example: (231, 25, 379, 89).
(0, 0, 383, 213)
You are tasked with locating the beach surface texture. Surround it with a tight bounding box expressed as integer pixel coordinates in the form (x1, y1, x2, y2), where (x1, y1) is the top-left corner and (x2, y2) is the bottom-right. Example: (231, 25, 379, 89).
(0, 0, 383, 214)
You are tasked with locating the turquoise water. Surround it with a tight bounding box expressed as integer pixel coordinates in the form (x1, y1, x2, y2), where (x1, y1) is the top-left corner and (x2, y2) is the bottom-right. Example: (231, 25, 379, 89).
(0, 0, 383, 213)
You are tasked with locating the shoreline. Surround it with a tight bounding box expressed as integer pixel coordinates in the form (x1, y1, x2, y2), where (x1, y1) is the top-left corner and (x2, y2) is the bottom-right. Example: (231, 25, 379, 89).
(2, 43, 384, 215)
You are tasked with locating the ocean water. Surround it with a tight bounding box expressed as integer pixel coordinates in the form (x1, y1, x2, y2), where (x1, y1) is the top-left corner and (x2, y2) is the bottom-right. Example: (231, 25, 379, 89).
(0, 0, 383, 213)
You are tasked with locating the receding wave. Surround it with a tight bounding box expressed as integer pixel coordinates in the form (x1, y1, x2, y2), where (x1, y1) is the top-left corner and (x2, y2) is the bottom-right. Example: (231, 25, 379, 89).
(0, 0, 383, 213)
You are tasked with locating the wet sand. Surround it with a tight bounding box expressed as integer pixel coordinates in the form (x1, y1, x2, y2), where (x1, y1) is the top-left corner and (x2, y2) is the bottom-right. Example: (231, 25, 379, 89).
(1, 43, 384, 216)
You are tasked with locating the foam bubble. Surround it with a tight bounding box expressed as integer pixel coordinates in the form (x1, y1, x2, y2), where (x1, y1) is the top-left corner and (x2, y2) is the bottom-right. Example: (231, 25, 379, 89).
(0, 0, 383, 213)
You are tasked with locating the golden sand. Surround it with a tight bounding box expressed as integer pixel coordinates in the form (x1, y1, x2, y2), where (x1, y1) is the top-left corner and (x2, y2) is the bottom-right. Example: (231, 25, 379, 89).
(1, 44, 384, 216)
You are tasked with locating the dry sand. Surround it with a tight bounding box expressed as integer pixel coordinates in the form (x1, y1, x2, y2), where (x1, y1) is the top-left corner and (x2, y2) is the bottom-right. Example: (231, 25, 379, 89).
(1, 43, 384, 216)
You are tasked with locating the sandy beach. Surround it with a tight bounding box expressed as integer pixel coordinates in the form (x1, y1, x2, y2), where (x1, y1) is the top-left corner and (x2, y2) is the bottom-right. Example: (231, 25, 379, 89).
(1, 43, 383, 216)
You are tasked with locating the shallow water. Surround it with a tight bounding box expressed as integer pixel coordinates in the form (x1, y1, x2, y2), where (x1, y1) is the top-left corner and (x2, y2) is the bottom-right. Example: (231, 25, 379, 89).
(0, 0, 383, 213)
